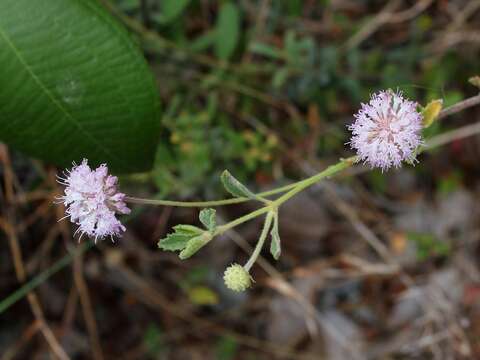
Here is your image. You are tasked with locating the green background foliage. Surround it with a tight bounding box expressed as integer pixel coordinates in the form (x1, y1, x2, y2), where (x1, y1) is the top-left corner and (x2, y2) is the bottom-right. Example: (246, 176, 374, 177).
(114, 0, 478, 197)
(3, 0, 478, 188)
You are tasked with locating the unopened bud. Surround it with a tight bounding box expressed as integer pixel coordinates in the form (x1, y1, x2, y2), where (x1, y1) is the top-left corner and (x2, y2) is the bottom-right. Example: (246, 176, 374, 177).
(223, 264, 252, 292)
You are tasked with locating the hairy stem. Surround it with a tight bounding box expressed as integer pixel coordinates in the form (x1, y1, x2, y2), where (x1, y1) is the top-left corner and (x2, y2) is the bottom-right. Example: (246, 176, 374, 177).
(215, 205, 272, 235)
(125, 174, 314, 207)
(272, 156, 358, 207)
(244, 211, 274, 271)
(437, 93, 480, 120)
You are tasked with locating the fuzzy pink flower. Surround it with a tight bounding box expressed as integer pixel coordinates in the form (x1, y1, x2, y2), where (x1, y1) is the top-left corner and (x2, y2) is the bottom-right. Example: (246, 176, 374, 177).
(348, 90, 423, 171)
(57, 159, 130, 242)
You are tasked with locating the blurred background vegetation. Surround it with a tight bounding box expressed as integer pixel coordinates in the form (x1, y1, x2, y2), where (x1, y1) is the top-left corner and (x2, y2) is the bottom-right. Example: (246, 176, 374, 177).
(111, 0, 479, 199)
(2, 0, 480, 359)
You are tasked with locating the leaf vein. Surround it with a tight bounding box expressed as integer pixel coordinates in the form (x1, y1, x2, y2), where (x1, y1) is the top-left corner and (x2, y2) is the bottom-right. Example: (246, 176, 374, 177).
(0, 26, 120, 163)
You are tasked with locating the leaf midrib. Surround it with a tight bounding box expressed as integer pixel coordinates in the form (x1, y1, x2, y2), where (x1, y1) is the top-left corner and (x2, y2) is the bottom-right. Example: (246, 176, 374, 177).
(0, 25, 120, 164)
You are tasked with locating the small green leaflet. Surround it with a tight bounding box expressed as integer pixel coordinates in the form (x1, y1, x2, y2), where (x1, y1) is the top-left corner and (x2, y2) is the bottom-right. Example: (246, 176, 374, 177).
(158, 233, 191, 251)
(158, 224, 211, 259)
(179, 234, 211, 260)
(270, 212, 281, 260)
(199, 208, 216, 232)
(221, 170, 258, 200)
(158, 225, 203, 251)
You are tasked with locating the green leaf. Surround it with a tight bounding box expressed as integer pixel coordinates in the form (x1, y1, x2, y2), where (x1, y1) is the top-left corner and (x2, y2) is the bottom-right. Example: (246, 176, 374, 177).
(270, 212, 281, 260)
(220, 170, 257, 200)
(199, 208, 216, 232)
(173, 224, 204, 236)
(0, 0, 160, 173)
(159, 0, 191, 24)
(158, 233, 191, 251)
(159, 225, 211, 257)
(214, 2, 240, 60)
(179, 234, 211, 260)
(158, 224, 204, 251)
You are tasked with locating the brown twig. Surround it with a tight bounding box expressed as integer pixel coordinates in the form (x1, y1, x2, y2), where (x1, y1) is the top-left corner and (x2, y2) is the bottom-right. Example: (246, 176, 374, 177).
(344, 0, 434, 51)
(344, 0, 401, 50)
(437, 93, 480, 121)
(389, 0, 434, 23)
(447, 0, 480, 31)
(61, 285, 79, 334)
(73, 254, 104, 360)
(426, 121, 480, 149)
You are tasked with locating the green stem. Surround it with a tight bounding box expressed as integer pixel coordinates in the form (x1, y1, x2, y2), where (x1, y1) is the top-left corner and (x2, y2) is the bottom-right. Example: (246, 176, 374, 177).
(272, 156, 358, 207)
(125, 180, 301, 207)
(215, 205, 272, 235)
(125, 196, 248, 207)
(244, 211, 274, 272)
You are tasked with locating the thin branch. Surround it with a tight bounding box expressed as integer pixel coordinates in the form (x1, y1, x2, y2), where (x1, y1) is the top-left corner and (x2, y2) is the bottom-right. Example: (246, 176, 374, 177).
(425, 121, 480, 149)
(437, 93, 480, 121)
(389, 0, 434, 23)
(344, 0, 401, 50)
(344, 0, 433, 50)
(73, 254, 104, 360)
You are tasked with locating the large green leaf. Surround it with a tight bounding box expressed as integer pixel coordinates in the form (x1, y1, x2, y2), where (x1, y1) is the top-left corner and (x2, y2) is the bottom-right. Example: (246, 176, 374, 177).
(0, 0, 160, 173)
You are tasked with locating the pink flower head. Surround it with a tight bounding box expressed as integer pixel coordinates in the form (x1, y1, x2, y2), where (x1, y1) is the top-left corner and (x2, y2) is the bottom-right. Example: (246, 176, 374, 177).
(57, 159, 131, 242)
(348, 90, 423, 171)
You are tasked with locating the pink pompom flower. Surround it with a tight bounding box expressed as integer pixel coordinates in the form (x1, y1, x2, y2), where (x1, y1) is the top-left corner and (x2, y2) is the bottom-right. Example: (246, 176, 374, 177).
(348, 90, 423, 171)
(57, 159, 131, 242)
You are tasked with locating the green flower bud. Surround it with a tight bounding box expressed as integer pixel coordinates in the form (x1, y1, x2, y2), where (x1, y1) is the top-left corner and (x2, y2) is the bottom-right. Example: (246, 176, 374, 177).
(223, 264, 252, 292)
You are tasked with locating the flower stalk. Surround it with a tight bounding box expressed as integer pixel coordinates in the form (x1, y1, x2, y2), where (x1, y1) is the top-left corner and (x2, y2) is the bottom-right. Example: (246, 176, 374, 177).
(125, 181, 299, 207)
(244, 211, 275, 272)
